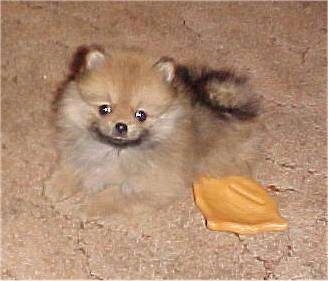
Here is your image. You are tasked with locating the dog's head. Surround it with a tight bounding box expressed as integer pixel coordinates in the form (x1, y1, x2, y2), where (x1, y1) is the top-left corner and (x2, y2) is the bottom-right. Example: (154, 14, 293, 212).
(59, 46, 186, 149)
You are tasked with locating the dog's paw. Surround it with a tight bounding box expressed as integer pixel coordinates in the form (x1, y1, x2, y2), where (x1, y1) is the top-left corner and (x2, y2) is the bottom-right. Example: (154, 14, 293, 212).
(71, 200, 107, 222)
(43, 172, 77, 203)
(70, 188, 124, 222)
(43, 179, 65, 203)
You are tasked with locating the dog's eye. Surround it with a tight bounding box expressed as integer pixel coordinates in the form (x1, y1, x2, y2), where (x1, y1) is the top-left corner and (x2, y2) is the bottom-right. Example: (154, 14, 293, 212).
(98, 104, 112, 116)
(135, 110, 147, 122)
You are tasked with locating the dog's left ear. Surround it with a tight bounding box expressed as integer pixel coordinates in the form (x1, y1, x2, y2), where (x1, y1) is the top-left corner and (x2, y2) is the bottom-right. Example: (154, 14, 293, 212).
(85, 49, 106, 71)
(154, 57, 175, 83)
(69, 45, 106, 77)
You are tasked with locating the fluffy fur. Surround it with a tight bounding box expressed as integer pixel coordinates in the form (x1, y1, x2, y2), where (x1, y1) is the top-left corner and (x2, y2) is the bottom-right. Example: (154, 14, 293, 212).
(45, 46, 262, 220)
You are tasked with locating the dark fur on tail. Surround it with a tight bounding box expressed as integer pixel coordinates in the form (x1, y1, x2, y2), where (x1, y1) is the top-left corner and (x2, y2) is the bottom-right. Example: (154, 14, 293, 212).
(173, 65, 262, 120)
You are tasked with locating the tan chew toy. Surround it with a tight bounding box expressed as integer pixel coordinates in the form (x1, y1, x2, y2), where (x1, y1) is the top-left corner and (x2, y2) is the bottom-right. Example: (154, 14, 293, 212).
(193, 176, 288, 235)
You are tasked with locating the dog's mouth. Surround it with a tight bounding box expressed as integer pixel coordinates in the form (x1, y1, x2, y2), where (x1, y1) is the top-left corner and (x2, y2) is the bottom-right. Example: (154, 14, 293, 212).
(89, 125, 144, 148)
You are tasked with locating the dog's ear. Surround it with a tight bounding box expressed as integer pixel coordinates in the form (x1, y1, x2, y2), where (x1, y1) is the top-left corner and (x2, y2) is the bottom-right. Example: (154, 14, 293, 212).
(69, 45, 106, 77)
(154, 57, 175, 83)
(85, 49, 106, 70)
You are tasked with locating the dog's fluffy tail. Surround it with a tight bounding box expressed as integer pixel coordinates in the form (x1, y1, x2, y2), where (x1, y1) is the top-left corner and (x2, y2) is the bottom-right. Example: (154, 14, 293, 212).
(173, 65, 262, 120)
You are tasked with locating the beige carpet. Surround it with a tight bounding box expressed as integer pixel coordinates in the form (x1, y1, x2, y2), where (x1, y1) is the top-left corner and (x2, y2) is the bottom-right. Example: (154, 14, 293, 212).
(2, 2, 327, 279)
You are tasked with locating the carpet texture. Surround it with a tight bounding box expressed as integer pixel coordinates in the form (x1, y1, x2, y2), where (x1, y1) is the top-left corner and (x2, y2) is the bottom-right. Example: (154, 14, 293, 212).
(1, 2, 327, 279)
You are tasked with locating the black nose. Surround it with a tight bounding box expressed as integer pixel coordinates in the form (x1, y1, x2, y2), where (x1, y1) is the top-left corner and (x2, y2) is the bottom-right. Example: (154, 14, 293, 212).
(115, 122, 128, 135)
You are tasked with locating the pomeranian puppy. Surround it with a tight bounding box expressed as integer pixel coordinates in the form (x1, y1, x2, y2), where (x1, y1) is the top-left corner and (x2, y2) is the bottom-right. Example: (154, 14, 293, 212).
(45, 45, 262, 220)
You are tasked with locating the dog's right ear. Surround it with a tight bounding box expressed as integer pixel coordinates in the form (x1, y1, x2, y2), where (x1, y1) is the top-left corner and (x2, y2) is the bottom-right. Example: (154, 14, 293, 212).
(69, 45, 106, 77)
(153, 57, 175, 83)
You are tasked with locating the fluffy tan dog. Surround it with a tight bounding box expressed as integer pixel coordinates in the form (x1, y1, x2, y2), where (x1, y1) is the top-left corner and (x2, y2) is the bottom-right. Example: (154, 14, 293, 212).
(44, 46, 262, 220)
